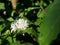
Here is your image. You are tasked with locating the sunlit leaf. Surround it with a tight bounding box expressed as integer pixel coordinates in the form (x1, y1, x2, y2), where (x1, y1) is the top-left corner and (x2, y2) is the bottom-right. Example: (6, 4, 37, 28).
(7, 36, 12, 43)
(7, 17, 14, 22)
(0, 3, 5, 9)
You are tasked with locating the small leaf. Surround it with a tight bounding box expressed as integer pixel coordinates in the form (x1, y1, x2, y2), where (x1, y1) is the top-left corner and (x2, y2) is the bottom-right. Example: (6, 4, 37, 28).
(19, 12, 24, 17)
(7, 17, 14, 22)
(0, 24, 5, 32)
(4, 30, 11, 35)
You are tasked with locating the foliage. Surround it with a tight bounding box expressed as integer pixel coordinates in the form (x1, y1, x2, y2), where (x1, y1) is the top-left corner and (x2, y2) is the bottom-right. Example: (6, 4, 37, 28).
(0, 0, 59, 45)
(38, 0, 60, 45)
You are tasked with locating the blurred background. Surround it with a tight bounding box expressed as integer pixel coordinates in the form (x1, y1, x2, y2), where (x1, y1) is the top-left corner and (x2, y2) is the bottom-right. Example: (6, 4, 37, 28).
(0, 0, 54, 45)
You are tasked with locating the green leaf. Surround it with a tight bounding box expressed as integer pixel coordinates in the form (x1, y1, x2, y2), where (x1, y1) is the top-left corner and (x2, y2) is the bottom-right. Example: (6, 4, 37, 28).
(0, 24, 5, 32)
(0, 16, 4, 22)
(7, 17, 14, 22)
(11, 42, 34, 45)
(38, 0, 60, 45)
(0, 3, 5, 9)
(0, 39, 2, 45)
(21, 43, 34, 45)
(19, 12, 24, 18)
(7, 36, 12, 43)
(4, 30, 11, 35)
(10, 41, 20, 45)
(24, 27, 33, 34)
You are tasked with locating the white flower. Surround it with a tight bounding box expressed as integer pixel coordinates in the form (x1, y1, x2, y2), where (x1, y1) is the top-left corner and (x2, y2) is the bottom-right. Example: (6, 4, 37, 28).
(11, 18, 28, 33)
(11, 22, 17, 32)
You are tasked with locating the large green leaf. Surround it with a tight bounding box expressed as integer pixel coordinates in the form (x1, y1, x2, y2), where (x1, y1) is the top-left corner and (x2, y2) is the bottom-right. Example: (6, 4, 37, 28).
(38, 0, 60, 45)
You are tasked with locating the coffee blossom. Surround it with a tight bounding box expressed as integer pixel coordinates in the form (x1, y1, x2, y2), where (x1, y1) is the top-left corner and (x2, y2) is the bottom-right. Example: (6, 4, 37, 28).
(11, 18, 29, 33)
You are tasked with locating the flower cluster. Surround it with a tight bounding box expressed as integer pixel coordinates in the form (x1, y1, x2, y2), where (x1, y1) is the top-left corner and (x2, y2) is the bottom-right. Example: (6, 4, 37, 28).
(11, 18, 29, 33)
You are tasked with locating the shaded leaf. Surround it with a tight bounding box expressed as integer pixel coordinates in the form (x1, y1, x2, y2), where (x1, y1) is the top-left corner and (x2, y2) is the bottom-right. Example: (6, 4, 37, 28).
(0, 16, 4, 22)
(0, 24, 5, 32)
(38, 0, 60, 45)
